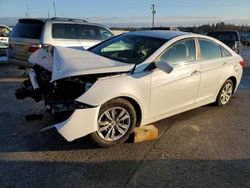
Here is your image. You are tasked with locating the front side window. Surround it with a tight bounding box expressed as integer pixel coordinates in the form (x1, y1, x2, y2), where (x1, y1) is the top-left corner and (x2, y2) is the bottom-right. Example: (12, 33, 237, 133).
(199, 39, 222, 60)
(90, 34, 167, 64)
(52, 23, 79, 39)
(99, 27, 114, 41)
(0, 26, 10, 37)
(160, 38, 196, 66)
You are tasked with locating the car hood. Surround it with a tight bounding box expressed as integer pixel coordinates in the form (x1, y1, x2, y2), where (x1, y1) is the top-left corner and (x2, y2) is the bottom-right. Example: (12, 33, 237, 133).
(29, 46, 134, 82)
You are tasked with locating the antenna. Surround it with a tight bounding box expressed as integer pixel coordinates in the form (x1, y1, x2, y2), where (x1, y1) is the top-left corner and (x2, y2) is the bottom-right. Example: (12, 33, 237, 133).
(26, 0, 30, 17)
(48, 11, 50, 18)
(53, 0, 57, 17)
(151, 4, 156, 28)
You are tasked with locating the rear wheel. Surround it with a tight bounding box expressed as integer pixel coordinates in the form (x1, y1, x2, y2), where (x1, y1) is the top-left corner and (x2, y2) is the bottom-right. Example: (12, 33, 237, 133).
(91, 98, 136, 147)
(216, 80, 234, 106)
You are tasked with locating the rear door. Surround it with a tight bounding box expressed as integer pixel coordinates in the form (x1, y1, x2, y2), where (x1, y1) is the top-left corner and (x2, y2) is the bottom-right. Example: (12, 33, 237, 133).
(8, 19, 44, 63)
(196, 38, 229, 103)
(50, 23, 83, 50)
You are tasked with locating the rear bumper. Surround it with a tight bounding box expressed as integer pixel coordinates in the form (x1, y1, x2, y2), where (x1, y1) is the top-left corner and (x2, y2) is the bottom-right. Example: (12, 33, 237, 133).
(52, 107, 100, 141)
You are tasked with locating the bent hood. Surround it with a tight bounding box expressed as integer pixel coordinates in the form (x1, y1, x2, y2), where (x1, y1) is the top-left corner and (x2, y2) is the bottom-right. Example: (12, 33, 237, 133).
(29, 46, 134, 81)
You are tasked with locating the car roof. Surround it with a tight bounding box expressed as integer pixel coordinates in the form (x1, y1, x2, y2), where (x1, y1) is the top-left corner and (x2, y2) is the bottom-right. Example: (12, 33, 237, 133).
(127, 30, 190, 40)
(18, 17, 110, 29)
(19, 18, 46, 22)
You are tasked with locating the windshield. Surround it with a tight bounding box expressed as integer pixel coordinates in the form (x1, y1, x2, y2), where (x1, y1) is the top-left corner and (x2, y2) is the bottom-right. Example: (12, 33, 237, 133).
(0, 26, 10, 37)
(208, 32, 239, 42)
(90, 34, 167, 64)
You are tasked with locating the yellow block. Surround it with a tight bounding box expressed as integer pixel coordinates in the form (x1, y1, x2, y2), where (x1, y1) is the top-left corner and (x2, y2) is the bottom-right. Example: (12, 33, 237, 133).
(134, 125, 158, 143)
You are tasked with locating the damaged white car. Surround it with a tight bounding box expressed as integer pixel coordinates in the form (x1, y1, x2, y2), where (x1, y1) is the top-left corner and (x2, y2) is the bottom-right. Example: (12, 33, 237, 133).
(16, 31, 244, 147)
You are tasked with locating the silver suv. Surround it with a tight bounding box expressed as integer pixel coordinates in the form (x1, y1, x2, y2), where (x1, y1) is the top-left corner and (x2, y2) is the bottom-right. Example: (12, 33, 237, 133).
(8, 17, 114, 67)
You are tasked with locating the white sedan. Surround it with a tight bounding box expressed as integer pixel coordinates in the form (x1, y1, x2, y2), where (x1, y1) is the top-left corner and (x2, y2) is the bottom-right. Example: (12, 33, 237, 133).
(16, 30, 244, 147)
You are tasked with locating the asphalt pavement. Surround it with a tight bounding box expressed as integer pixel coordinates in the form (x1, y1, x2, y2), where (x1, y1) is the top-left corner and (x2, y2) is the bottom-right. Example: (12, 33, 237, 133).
(0, 59, 250, 187)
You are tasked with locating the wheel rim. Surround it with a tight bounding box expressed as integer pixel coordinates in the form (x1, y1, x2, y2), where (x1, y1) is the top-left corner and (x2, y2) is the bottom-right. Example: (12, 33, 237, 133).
(97, 107, 131, 142)
(220, 82, 233, 105)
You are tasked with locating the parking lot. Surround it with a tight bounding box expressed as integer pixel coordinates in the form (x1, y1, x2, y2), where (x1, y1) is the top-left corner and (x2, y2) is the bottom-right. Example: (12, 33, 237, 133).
(0, 48, 250, 187)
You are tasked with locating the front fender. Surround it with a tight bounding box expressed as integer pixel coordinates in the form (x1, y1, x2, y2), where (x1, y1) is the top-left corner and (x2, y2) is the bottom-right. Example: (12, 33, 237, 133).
(76, 72, 151, 123)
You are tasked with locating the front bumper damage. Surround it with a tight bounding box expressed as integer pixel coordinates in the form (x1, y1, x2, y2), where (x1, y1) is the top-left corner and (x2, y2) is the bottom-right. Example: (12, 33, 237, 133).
(17, 68, 101, 142)
(43, 106, 100, 141)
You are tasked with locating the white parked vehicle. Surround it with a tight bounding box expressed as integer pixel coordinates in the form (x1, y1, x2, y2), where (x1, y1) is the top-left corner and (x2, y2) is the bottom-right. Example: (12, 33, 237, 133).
(0, 25, 11, 56)
(16, 31, 244, 147)
(8, 17, 114, 67)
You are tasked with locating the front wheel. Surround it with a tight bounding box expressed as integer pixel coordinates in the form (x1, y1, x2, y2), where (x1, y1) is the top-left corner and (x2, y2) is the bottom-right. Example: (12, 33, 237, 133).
(216, 80, 234, 106)
(90, 98, 137, 147)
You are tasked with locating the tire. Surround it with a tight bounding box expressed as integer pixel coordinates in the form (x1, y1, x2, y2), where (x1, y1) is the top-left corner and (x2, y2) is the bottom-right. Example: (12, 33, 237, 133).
(215, 79, 234, 106)
(90, 98, 137, 147)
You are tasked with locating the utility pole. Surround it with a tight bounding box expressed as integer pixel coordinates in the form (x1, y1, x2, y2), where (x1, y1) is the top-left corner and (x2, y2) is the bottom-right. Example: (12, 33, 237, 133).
(53, 0, 57, 17)
(25, 0, 30, 17)
(151, 4, 156, 28)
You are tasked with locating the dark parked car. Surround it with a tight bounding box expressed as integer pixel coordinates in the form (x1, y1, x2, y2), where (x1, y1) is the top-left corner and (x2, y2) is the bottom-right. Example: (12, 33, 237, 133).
(207, 31, 242, 54)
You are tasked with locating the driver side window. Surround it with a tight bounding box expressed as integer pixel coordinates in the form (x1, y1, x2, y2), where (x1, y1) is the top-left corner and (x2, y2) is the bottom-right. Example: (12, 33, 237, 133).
(160, 38, 196, 66)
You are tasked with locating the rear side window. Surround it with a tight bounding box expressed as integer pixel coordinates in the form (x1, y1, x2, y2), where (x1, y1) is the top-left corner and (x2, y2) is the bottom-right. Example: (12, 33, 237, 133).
(78, 25, 99, 40)
(52, 23, 79, 39)
(160, 38, 196, 66)
(199, 39, 222, 60)
(221, 46, 232, 57)
(10, 19, 44, 39)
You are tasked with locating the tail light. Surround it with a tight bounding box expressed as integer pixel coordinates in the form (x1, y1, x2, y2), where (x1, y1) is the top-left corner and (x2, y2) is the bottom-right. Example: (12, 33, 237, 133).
(29, 44, 41, 53)
(239, 60, 245, 67)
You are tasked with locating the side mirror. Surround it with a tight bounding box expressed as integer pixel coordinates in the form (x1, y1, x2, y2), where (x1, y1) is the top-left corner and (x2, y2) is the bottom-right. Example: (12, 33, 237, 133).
(155, 61, 173, 74)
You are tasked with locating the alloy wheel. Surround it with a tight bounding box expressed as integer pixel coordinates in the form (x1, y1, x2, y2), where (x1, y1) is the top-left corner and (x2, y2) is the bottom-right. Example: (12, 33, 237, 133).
(97, 107, 131, 141)
(220, 82, 233, 105)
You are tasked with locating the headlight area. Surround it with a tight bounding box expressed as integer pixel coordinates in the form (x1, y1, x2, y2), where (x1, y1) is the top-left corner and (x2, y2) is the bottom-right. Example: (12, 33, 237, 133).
(73, 101, 96, 109)
(15, 65, 97, 117)
(46, 78, 96, 116)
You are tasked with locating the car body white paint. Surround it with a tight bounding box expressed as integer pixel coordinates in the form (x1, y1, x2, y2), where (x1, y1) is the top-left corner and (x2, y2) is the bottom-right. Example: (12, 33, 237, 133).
(30, 31, 243, 141)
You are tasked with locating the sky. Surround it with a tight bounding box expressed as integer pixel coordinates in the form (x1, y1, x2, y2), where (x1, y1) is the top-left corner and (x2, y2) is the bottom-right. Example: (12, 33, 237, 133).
(0, 0, 250, 27)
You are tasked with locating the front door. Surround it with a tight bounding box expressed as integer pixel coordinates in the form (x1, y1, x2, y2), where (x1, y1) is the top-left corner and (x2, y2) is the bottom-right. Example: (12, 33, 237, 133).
(149, 38, 200, 119)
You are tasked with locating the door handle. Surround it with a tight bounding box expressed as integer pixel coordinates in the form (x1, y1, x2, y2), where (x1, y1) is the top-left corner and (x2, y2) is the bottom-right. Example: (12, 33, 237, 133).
(191, 70, 200, 76)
